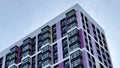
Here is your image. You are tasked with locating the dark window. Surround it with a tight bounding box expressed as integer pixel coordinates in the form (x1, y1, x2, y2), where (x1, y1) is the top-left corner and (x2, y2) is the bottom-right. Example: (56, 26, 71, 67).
(89, 60, 92, 67)
(107, 58, 111, 65)
(41, 25, 51, 46)
(62, 38, 69, 58)
(92, 24, 95, 29)
(89, 42, 92, 48)
(53, 44, 58, 64)
(106, 52, 110, 58)
(100, 64, 104, 68)
(99, 40, 103, 46)
(91, 49, 94, 55)
(37, 53, 42, 68)
(88, 35, 91, 41)
(101, 33, 105, 39)
(52, 24, 57, 42)
(93, 64, 96, 68)
(87, 53, 91, 59)
(0, 57, 3, 68)
(60, 18, 67, 37)
(92, 57, 95, 63)
(104, 46, 108, 51)
(32, 37, 36, 55)
(80, 12, 84, 18)
(102, 54, 106, 60)
(94, 36, 98, 41)
(85, 16, 88, 22)
(101, 47, 104, 53)
(41, 25, 50, 34)
(66, 9, 77, 31)
(84, 31, 87, 38)
(67, 21, 77, 30)
(66, 9, 76, 18)
(97, 28, 100, 34)
(93, 30, 97, 35)
(54, 65, 58, 68)
(85, 38, 88, 44)
(95, 42, 99, 48)
(38, 33, 42, 51)
(64, 59, 70, 68)
(104, 61, 108, 67)
(41, 45, 51, 66)
(98, 56, 102, 62)
(97, 49, 101, 56)
(32, 56, 36, 68)
(86, 45, 89, 51)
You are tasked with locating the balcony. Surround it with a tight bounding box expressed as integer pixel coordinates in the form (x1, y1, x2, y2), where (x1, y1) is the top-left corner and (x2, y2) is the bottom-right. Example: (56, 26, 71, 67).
(32, 37, 36, 45)
(52, 24, 56, 33)
(21, 50, 31, 59)
(66, 9, 76, 19)
(67, 22, 77, 31)
(68, 28, 78, 38)
(41, 45, 51, 53)
(38, 33, 42, 42)
(42, 32, 51, 41)
(21, 57, 31, 66)
(41, 45, 51, 67)
(23, 37, 32, 45)
(21, 44, 31, 52)
(10, 46, 18, 54)
(9, 53, 18, 61)
(69, 43, 79, 52)
(9, 65, 17, 68)
(42, 51, 51, 60)
(42, 59, 51, 67)
(41, 25, 51, 35)
(70, 50, 82, 62)
(69, 35, 79, 45)
(61, 18, 66, 27)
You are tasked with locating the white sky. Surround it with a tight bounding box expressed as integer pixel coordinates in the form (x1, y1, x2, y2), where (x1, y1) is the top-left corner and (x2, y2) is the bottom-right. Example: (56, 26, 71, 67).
(0, 0, 120, 68)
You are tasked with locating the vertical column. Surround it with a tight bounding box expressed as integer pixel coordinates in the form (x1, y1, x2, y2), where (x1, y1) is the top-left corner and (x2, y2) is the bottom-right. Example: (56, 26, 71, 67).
(76, 10, 82, 28)
(82, 51, 89, 68)
(56, 22, 63, 61)
(2, 56, 5, 68)
(78, 29, 85, 48)
(56, 22, 64, 68)
(58, 62, 64, 68)
(88, 19, 94, 37)
(92, 39, 98, 58)
(57, 41, 63, 62)
(56, 22, 61, 39)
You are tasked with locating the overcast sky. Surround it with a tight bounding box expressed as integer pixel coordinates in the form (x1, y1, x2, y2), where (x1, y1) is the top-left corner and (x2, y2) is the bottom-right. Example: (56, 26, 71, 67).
(0, 0, 120, 67)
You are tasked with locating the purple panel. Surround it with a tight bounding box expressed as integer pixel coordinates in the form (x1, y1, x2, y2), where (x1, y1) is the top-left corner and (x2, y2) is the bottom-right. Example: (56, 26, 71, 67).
(76, 10, 82, 28)
(2, 56, 5, 68)
(87, 19, 94, 37)
(51, 46, 53, 64)
(57, 41, 63, 61)
(58, 62, 64, 68)
(56, 22, 61, 39)
(78, 29, 85, 48)
(56, 21, 63, 61)
(82, 51, 89, 68)
(92, 39, 98, 58)
(87, 20, 98, 60)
